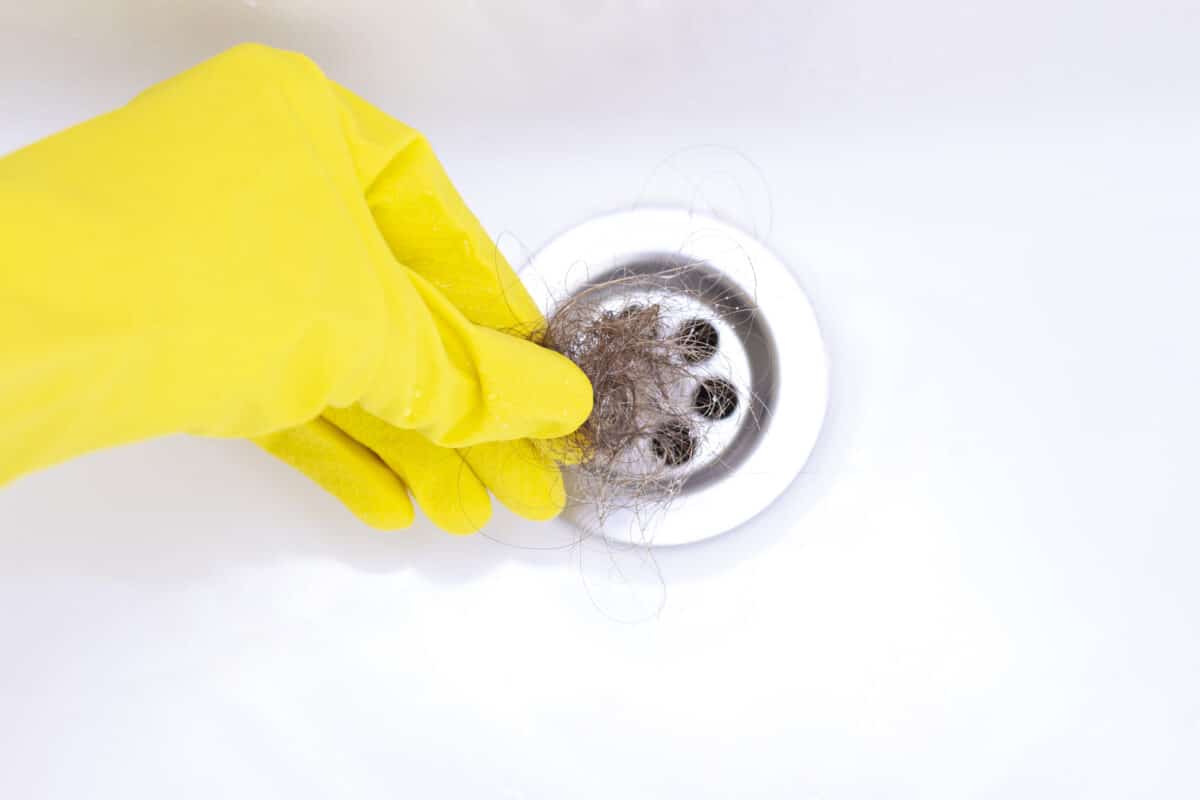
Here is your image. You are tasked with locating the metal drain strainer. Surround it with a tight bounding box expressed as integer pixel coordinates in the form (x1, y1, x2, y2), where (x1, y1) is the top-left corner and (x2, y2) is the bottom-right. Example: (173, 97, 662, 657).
(521, 208, 827, 546)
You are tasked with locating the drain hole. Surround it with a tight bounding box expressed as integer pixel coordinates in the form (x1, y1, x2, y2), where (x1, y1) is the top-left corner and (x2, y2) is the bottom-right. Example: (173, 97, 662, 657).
(675, 318, 719, 363)
(693, 378, 739, 420)
(650, 422, 696, 467)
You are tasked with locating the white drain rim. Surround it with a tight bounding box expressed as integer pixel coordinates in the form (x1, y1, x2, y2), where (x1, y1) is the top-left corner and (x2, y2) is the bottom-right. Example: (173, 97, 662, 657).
(521, 208, 828, 546)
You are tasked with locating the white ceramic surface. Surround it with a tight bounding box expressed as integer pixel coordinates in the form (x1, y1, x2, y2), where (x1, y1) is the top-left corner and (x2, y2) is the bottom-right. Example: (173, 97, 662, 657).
(2, 2, 1198, 798)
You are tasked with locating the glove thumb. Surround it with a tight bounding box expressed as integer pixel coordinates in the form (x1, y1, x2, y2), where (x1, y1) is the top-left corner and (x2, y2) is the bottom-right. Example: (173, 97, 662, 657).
(358, 265, 593, 448)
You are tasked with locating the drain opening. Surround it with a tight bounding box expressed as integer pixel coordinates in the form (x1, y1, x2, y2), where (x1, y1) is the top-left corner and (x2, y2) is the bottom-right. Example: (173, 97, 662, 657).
(675, 318, 719, 363)
(693, 378, 739, 420)
(522, 210, 823, 546)
(650, 422, 697, 467)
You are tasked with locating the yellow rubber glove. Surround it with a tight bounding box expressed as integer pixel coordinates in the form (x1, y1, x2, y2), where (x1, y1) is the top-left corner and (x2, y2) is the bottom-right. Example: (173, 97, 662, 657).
(258, 80, 579, 532)
(0, 44, 592, 531)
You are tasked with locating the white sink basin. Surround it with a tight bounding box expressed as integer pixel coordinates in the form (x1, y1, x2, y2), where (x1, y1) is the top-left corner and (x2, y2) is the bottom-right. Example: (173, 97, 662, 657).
(2, 2, 1198, 797)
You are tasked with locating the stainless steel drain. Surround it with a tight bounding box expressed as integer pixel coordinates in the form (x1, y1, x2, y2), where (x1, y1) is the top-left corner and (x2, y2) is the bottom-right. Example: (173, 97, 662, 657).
(521, 208, 827, 546)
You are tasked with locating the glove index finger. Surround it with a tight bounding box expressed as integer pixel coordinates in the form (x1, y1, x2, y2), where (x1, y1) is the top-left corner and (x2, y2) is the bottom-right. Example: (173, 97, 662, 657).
(332, 84, 540, 332)
(371, 150, 540, 332)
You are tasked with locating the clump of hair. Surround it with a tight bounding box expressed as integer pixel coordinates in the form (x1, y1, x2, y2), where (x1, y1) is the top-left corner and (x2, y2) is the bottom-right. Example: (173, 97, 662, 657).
(535, 280, 714, 519)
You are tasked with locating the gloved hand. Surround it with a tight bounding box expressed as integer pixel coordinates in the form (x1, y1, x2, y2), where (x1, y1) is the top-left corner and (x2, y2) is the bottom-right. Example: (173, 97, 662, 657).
(0, 43, 592, 532)
(258, 73, 580, 532)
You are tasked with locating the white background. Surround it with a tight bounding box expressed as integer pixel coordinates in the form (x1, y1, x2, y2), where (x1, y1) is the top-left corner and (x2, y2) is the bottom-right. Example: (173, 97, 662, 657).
(2, 1, 1198, 797)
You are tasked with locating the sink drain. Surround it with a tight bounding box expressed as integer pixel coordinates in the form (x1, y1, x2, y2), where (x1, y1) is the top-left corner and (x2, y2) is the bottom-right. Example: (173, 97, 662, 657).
(521, 208, 827, 546)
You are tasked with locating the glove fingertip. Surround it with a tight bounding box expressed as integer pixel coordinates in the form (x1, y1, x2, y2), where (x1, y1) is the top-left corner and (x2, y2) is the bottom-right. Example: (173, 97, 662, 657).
(256, 419, 416, 531)
(358, 504, 417, 531)
(463, 440, 568, 523)
(415, 460, 494, 534)
(541, 350, 594, 437)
